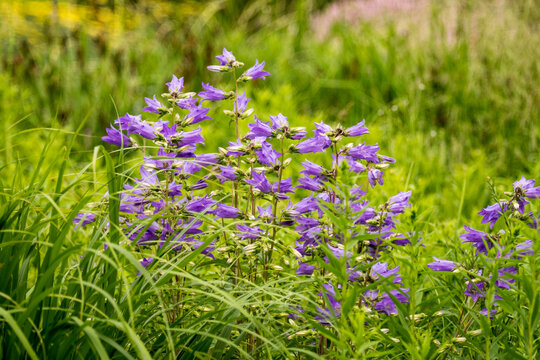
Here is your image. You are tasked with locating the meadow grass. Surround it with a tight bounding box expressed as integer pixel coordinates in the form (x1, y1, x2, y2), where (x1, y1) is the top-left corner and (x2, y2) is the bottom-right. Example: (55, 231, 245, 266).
(0, 0, 538, 358)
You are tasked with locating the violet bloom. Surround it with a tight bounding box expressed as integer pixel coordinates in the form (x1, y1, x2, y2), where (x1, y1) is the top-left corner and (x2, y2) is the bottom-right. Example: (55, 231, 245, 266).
(314, 121, 333, 136)
(185, 196, 215, 213)
(177, 97, 198, 110)
(388, 191, 412, 215)
(349, 143, 380, 162)
(242, 60, 270, 80)
(301, 160, 324, 176)
(295, 135, 330, 154)
(179, 127, 205, 146)
(269, 113, 289, 130)
(427, 257, 457, 272)
(236, 224, 262, 239)
(296, 263, 316, 276)
(73, 213, 97, 229)
(215, 165, 237, 183)
(115, 113, 155, 140)
(142, 95, 164, 114)
(255, 140, 281, 166)
(293, 195, 319, 214)
(480, 308, 497, 318)
(244, 171, 272, 193)
(273, 178, 295, 194)
(346, 120, 369, 137)
(478, 202, 506, 229)
(289, 129, 307, 140)
(247, 116, 273, 139)
(235, 92, 250, 113)
(227, 139, 246, 156)
(297, 176, 324, 192)
(211, 203, 241, 219)
(374, 290, 409, 315)
(514, 176, 540, 199)
(186, 104, 211, 125)
(516, 240, 534, 257)
(368, 168, 384, 187)
(199, 83, 227, 101)
(464, 281, 485, 302)
(371, 262, 402, 283)
(350, 161, 367, 173)
(166, 75, 184, 94)
(102, 126, 132, 147)
(460, 226, 492, 254)
(216, 48, 236, 66)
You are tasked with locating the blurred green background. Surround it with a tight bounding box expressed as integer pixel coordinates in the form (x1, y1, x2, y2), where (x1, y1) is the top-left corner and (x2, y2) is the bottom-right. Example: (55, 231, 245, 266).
(1, 0, 539, 232)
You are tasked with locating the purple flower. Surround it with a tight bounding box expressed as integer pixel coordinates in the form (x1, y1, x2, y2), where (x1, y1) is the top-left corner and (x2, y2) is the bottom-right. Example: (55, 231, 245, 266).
(235, 92, 250, 113)
(514, 176, 540, 199)
(314, 121, 333, 136)
(295, 135, 330, 154)
(102, 126, 132, 147)
(293, 195, 319, 214)
(74, 213, 97, 229)
(210, 203, 241, 219)
(273, 178, 295, 194)
(464, 281, 485, 302)
(371, 262, 402, 283)
(244, 171, 272, 193)
(247, 116, 273, 139)
(269, 113, 289, 130)
(297, 176, 324, 192)
(236, 224, 262, 239)
(242, 60, 270, 80)
(427, 257, 457, 272)
(349, 143, 380, 162)
(177, 97, 198, 110)
(301, 160, 324, 176)
(296, 263, 316, 275)
(115, 113, 156, 140)
(166, 75, 184, 94)
(227, 139, 246, 157)
(368, 168, 384, 187)
(346, 120, 369, 137)
(388, 191, 412, 215)
(460, 226, 492, 254)
(140, 257, 154, 268)
(215, 48, 236, 66)
(480, 308, 497, 318)
(478, 203, 506, 229)
(185, 196, 215, 213)
(179, 127, 205, 146)
(255, 140, 281, 166)
(199, 83, 228, 101)
(186, 104, 211, 125)
(345, 157, 366, 173)
(289, 128, 307, 140)
(143, 95, 164, 114)
(215, 165, 237, 183)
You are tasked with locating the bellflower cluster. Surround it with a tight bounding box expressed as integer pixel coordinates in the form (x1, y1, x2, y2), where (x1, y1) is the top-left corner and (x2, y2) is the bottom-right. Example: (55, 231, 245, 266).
(76, 49, 414, 336)
(428, 177, 537, 315)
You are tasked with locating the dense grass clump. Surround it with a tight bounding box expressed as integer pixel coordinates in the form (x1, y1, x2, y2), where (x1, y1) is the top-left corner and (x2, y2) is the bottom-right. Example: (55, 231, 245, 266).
(0, 1, 538, 359)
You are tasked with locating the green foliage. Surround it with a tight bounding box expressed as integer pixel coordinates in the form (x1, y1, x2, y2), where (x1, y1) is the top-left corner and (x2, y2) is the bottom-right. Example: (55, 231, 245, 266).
(0, 0, 539, 358)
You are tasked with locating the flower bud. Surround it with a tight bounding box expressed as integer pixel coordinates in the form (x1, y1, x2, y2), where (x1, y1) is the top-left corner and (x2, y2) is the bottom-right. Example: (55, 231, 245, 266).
(223, 110, 235, 118)
(178, 92, 197, 99)
(452, 337, 466, 343)
(467, 329, 482, 336)
(207, 65, 231, 72)
(241, 108, 254, 118)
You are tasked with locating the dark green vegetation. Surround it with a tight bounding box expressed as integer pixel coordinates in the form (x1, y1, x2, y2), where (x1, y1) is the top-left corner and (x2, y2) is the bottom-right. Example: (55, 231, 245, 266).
(0, 0, 538, 358)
